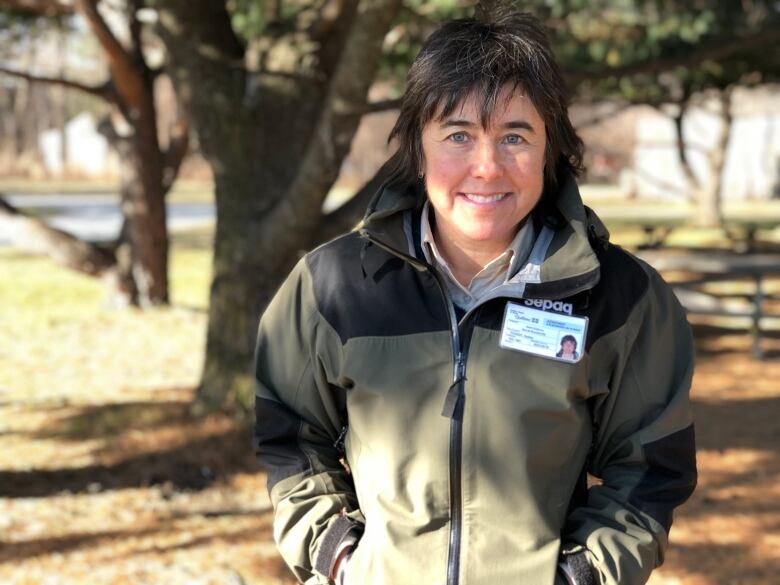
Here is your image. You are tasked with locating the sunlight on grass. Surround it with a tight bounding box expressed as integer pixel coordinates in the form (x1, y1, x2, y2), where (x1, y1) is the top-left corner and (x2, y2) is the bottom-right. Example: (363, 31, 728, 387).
(0, 226, 214, 402)
(0, 225, 214, 315)
(170, 248, 212, 310)
(170, 225, 214, 310)
(0, 249, 104, 318)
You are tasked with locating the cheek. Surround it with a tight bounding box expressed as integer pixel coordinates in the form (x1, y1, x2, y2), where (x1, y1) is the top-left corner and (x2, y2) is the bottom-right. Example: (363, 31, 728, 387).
(426, 155, 464, 190)
(509, 153, 545, 188)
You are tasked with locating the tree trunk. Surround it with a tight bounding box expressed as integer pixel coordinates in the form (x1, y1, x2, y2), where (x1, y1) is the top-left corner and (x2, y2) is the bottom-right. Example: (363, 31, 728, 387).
(158, 0, 402, 416)
(126, 101, 169, 305)
(99, 100, 169, 306)
(57, 28, 69, 176)
(675, 90, 732, 229)
(75, 0, 172, 305)
(697, 87, 733, 228)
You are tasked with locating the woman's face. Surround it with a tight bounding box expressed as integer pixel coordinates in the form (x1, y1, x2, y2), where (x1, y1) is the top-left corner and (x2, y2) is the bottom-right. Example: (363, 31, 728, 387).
(562, 340, 576, 355)
(420, 86, 547, 253)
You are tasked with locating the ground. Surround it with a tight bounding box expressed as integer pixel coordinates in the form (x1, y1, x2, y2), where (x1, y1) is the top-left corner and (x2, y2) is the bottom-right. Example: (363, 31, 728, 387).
(1, 232, 779, 584)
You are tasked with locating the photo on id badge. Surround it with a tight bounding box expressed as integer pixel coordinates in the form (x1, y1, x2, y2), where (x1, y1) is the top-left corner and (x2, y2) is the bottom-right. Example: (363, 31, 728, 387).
(499, 300, 588, 363)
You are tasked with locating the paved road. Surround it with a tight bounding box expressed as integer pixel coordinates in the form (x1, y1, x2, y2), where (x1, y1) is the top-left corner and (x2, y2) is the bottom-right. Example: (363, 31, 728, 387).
(0, 194, 215, 246)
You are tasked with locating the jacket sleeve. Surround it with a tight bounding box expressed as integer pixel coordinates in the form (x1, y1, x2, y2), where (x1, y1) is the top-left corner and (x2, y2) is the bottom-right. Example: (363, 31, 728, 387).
(253, 258, 363, 584)
(562, 264, 697, 585)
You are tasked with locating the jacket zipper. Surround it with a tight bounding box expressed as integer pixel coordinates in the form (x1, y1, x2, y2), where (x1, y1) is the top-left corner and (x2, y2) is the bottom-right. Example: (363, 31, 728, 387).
(427, 269, 469, 585)
(359, 231, 474, 585)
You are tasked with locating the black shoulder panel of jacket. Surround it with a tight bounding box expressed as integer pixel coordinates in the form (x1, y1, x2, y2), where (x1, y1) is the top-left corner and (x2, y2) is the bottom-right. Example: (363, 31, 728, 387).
(306, 233, 450, 343)
(583, 244, 649, 352)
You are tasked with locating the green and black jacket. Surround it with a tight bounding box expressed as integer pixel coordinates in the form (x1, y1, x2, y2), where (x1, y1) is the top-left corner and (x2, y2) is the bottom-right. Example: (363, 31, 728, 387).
(254, 175, 697, 585)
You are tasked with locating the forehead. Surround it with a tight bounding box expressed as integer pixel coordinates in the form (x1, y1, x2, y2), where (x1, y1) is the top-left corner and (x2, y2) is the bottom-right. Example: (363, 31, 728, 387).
(430, 84, 544, 127)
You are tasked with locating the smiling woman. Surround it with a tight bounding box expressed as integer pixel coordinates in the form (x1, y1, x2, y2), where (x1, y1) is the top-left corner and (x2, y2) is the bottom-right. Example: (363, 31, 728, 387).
(420, 88, 547, 284)
(254, 6, 697, 585)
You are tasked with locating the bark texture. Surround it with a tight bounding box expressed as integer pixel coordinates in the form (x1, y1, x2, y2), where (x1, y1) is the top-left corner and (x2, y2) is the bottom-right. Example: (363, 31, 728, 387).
(157, 0, 402, 415)
(77, 0, 170, 305)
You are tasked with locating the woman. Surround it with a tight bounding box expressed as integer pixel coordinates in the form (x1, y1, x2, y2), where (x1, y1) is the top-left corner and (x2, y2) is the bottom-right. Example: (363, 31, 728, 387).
(556, 335, 579, 361)
(255, 8, 696, 585)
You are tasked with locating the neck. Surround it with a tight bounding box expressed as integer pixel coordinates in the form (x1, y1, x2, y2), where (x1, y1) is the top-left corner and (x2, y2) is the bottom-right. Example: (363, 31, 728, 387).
(432, 223, 514, 287)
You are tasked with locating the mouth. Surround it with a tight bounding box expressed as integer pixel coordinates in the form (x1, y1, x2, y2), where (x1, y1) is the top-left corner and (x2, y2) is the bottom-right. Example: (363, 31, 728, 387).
(459, 192, 511, 205)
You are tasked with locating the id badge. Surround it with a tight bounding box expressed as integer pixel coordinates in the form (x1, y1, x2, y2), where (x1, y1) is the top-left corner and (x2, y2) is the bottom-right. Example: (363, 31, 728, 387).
(499, 301, 588, 363)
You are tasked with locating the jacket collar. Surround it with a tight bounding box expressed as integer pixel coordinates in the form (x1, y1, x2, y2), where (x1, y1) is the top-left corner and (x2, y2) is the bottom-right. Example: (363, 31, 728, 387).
(359, 173, 604, 300)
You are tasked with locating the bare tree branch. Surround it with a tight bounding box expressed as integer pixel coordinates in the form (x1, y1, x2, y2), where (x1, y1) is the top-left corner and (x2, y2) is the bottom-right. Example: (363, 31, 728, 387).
(75, 0, 146, 109)
(0, 0, 74, 16)
(128, 0, 144, 60)
(672, 91, 701, 190)
(363, 97, 401, 114)
(572, 102, 633, 130)
(566, 29, 780, 85)
(308, 0, 351, 41)
(313, 156, 395, 244)
(263, 0, 403, 244)
(0, 194, 117, 277)
(0, 65, 116, 102)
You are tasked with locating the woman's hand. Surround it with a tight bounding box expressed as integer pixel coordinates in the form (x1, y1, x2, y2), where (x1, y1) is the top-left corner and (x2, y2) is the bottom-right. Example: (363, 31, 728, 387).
(331, 546, 353, 585)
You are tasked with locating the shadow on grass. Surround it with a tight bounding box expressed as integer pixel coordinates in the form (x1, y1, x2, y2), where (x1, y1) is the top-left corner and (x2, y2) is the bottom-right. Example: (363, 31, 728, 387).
(691, 322, 780, 358)
(119, 523, 274, 559)
(0, 516, 275, 564)
(0, 428, 257, 498)
(0, 395, 260, 498)
(687, 395, 780, 506)
(30, 399, 192, 441)
(662, 382, 780, 582)
(663, 540, 780, 584)
(0, 526, 163, 563)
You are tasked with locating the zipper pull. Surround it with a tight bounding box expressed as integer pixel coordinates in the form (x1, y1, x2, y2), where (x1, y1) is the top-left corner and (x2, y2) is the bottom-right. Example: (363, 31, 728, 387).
(441, 352, 466, 419)
(455, 351, 466, 380)
(334, 426, 351, 475)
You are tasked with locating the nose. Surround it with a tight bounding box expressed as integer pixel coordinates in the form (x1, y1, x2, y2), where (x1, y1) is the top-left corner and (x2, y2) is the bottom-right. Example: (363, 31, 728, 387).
(471, 140, 503, 180)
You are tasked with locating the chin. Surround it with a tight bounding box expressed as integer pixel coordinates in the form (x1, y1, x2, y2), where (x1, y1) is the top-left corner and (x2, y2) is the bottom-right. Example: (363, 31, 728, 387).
(462, 226, 512, 243)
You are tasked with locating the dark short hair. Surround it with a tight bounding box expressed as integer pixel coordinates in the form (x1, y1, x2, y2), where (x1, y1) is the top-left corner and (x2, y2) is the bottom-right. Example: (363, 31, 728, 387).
(388, 7, 583, 196)
(560, 335, 577, 348)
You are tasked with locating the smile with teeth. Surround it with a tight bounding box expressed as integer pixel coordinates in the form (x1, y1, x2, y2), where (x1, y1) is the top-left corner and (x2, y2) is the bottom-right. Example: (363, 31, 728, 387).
(461, 192, 510, 203)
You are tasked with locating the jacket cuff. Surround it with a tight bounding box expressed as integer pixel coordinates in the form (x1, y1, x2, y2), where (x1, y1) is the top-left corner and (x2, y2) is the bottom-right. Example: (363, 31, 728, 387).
(312, 513, 363, 580)
(558, 550, 596, 585)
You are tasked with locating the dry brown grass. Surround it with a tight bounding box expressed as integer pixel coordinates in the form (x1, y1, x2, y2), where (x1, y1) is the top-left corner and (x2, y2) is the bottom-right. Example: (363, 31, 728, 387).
(2, 233, 779, 584)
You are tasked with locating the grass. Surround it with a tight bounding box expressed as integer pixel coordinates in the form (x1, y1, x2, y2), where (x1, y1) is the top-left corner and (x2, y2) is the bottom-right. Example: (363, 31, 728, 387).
(1, 228, 213, 315)
(0, 225, 214, 406)
(169, 226, 214, 310)
(2, 203, 780, 584)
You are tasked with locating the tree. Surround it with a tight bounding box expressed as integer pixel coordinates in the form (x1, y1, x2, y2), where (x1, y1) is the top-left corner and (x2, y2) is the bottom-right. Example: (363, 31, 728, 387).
(543, 0, 780, 226)
(153, 0, 780, 416)
(155, 0, 403, 415)
(0, 0, 189, 305)
(6, 1, 776, 413)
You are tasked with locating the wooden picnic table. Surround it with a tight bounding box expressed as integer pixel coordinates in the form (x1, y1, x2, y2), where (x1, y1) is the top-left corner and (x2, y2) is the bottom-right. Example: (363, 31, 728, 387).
(592, 204, 780, 251)
(638, 250, 780, 358)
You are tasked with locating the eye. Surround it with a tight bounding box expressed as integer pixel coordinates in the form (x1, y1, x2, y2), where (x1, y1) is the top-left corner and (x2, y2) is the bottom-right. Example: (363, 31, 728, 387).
(502, 134, 525, 145)
(447, 132, 469, 143)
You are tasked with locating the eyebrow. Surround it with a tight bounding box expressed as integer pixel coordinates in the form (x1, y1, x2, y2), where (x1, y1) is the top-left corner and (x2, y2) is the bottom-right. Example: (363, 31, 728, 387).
(440, 119, 536, 133)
